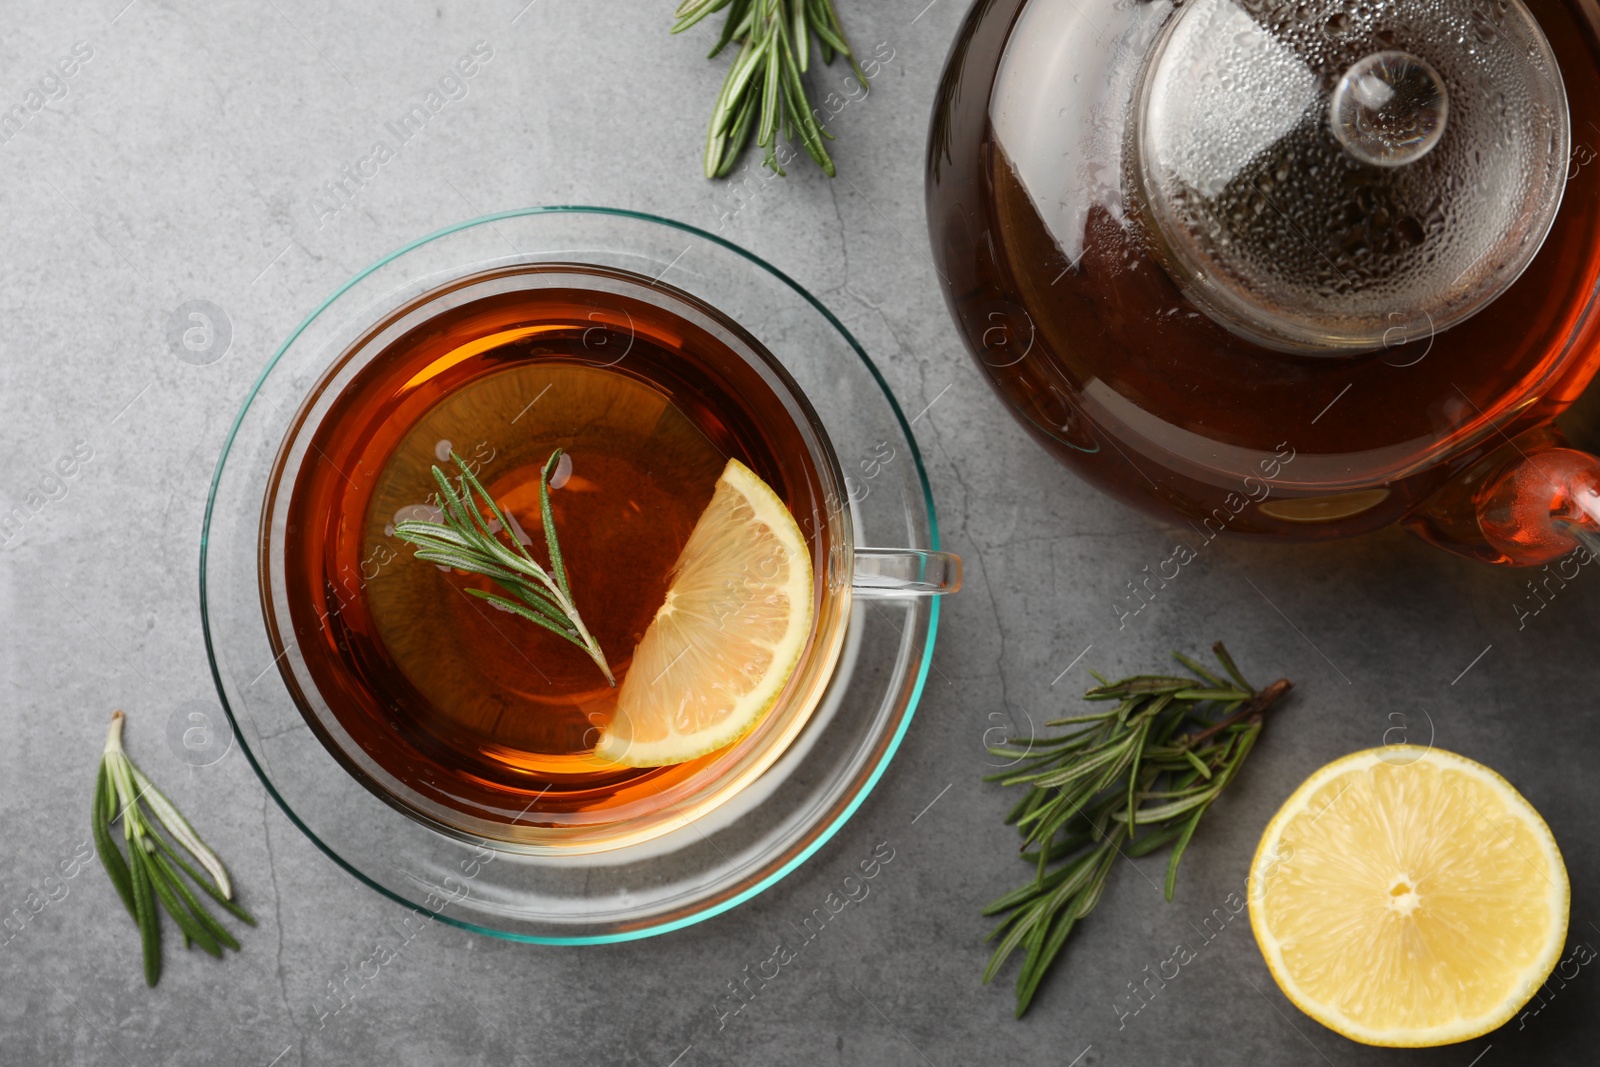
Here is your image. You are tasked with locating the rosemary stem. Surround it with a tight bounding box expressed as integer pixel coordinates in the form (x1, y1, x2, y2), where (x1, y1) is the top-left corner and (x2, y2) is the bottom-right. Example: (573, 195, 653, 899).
(1184, 677, 1293, 748)
(551, 586, 616, 686)
(104, 708, 125, 756)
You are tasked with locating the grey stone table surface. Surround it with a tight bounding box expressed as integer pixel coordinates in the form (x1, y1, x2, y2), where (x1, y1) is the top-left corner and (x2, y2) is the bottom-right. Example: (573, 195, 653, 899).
(3, 1, 1598, 1064)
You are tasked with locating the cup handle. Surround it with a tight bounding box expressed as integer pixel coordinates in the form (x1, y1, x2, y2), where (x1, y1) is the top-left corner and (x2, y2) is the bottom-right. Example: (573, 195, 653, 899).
(850, 547, 963, 597)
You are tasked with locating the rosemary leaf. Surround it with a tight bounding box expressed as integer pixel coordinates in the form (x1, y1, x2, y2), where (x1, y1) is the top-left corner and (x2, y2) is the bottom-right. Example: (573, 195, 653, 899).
(538, 450, 574, 603)
(1020, 829, 1095, 866)
(1004, 787, 1043, 826)
(127, 765, 231, 898)
(1213, 640, 1254, 690)
(1122, 820, 1188, 858)
(130, 848, 160, 987)
(92, 764, 135, 920)
(1042, 709, 1121, 726)
(1172, 687, 1253, 702)
(1085, 676, 1196, 697)
(1123, 790, 1218, 824)
(466, 589, 584, 643)
(1183, 747, 1214, 780)
(1163, 805, 1209, 902)
(1171, 651, 1226, 687)
(1027, 742, 1131, 789)
(982, 856, 1086, 916)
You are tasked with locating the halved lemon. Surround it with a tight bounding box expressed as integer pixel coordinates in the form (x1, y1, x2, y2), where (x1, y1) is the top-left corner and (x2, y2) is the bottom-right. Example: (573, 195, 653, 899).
(594, 458, 813, 767)
(1249, 746, 1569, 1047)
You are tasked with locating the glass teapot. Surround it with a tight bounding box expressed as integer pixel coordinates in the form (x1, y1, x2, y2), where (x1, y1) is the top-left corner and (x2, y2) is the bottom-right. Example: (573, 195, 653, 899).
(927, 0, 1600, 565)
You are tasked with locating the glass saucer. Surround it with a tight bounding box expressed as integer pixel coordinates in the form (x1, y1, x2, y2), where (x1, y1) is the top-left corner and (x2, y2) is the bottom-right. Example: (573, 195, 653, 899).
(200, 207, 942, 943)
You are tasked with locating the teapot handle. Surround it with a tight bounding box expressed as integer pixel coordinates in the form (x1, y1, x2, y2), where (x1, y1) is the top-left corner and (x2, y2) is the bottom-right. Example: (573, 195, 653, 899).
(1477, 446, 1600, 564)
(1408, 432, 1600, 565)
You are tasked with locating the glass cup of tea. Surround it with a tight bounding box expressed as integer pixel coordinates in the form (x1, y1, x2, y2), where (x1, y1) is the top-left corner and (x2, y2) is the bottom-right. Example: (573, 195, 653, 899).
(203, 208, 958, 941)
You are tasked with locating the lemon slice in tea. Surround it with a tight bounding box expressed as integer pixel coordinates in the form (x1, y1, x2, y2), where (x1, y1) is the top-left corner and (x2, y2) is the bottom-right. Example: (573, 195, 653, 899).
(1249, 746, 1569, 1047)
(595, 458, 814, 768)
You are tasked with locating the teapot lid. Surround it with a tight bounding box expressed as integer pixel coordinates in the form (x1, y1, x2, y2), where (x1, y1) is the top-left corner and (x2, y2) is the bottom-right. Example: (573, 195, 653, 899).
(1130, 0, 1570, 353)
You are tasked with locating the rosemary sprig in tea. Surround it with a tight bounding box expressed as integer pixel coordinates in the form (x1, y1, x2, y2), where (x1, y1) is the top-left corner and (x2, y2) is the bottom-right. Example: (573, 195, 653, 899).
(983, 642, 1292, 1016)
(393, 450, 615, 686)
(94, 711, 255, 986)
(673, 0, 865, 177)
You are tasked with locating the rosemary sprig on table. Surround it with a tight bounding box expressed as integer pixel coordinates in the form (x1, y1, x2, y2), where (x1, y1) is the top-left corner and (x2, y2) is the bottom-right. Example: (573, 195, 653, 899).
(393, 450, 615, 686)
(983, 643, 1292, 1016)
(673, 0, 865, 178)
(93, 711, 255, 986)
